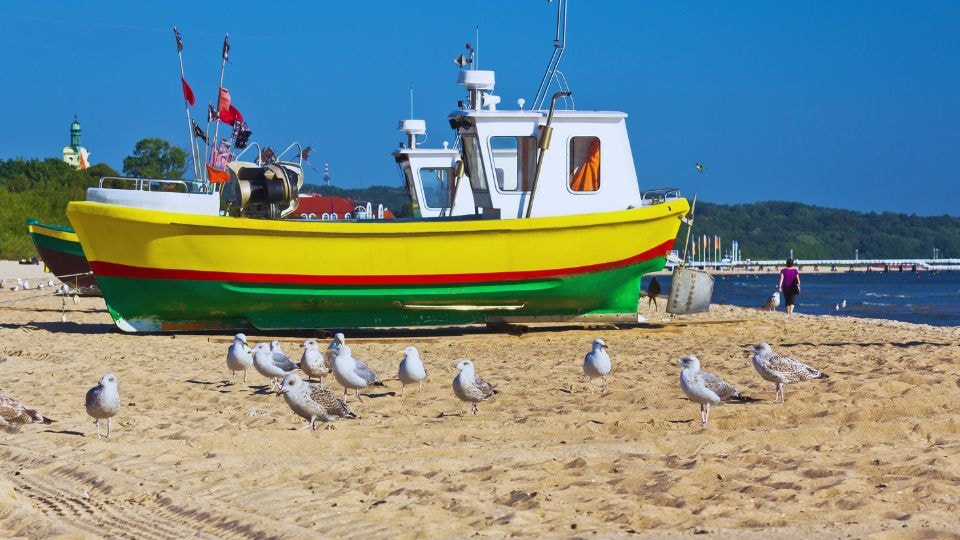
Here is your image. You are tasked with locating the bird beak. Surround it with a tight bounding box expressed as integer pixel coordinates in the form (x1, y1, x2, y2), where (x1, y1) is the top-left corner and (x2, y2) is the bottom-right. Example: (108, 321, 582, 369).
(602, 345, 608, 350)
(743, 347, 755, 353)
(398, 350, 405, 356)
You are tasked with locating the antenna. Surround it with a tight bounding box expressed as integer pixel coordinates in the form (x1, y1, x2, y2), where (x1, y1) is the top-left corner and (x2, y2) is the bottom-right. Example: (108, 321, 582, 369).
(475, 26, 479, 70)
(532, 0, 569, 110)
(409, 87, 414, 119)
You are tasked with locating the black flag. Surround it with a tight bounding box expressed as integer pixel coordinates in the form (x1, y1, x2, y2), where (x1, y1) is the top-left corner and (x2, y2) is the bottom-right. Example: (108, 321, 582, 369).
(174, 27, 183, 52)
(222, 34, 230, 62)
(207, 102, 218, 123)
(192, 120, 207, 143)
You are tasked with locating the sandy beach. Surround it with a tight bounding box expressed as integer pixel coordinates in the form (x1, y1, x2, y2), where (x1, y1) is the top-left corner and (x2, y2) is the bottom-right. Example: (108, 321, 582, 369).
(1, 269, 959, 538)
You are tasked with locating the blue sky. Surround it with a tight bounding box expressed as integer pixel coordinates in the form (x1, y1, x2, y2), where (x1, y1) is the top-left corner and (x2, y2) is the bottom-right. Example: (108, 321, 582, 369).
(1, 1, 957, 215)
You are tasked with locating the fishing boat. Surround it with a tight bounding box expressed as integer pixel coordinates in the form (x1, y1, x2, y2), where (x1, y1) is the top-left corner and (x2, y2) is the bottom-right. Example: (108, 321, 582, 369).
(66, 6, 690, 333)
(25, 219, 98, 293)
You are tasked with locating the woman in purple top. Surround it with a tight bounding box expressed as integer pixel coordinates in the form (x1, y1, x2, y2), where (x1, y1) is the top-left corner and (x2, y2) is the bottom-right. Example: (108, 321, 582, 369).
(778, 258, 801, 315)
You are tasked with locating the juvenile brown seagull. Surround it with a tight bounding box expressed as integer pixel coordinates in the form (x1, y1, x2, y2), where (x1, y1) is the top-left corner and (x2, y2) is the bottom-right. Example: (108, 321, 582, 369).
(277, 373, 356, 430)
(452, 359, 497, 414)
(747, 343, 828, 403)
(1, 391, 55, 430)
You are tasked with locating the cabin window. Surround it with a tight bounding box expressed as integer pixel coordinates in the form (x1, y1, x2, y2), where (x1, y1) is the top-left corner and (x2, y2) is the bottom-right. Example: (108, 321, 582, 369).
(419, 167, 452, 209)
(461, 135, 487, 190)
(569, 136, 601, 192)
(489, 136, 536, 191)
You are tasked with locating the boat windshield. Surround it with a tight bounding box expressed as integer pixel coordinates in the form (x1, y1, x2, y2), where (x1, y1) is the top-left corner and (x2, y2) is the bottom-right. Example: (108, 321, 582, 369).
(461, 135, 487, 190)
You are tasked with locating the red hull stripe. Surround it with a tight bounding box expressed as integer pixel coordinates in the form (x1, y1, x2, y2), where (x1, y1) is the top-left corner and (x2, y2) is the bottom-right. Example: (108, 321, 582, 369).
(89, 239, 675, 287)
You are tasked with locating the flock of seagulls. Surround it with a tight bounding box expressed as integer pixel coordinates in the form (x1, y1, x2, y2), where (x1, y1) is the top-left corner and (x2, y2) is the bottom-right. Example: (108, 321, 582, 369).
(1, 332, 831, 435)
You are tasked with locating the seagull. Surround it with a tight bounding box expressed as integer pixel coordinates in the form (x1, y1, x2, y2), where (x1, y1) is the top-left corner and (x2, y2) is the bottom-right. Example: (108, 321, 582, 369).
(270, 340, 293, 366)
(397, 346, 427, 396)
(85, 373, 120, 439)
(452, 359, 497, 414)
(746, 343, 828, 403)
(1, 390, 55, 430)
(324, 332, 346, 366)
(583, 338, 612, 393)
(835, 303, 840, 311)
(762, 291, 781, 311)
(647, 277, 662, 310)
(678, 355, 722, 426)
(840, 299, 847, 309)
(695, 163, 705, 174)
(331, 345, 384, 402)
(276, 373, 356, 430)
(226, 333, 253, 382)
(252, 342, 298, 390)
(299, 339, 329, 383)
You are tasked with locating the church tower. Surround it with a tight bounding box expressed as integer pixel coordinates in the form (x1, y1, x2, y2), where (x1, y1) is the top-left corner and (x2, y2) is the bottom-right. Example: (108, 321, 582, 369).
(62, 117, 90, 169)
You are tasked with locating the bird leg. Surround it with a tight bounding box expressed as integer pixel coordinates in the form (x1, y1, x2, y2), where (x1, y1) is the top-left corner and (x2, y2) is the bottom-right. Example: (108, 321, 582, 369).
(400, 384, 405, 398)
(704, 403, 711, 426)
(418, 380, 423, 394)
(106, 417, 112, 439)
(472, 403, 479, 415)
(777, 383, 785, 403)
(699, 404, 707, 427)
(587, 378, 594, 394)
(601, 375, 607, 394)
(243, 370, 247, 383)
(355, 388, 363, 402)
(95, 419, 101, 439)
(299, 418, 316, 431)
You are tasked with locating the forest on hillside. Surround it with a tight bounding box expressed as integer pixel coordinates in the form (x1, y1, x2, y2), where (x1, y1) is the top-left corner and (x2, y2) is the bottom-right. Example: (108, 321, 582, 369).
(2, 159, 958, 261)
(693, 201, 960, 260)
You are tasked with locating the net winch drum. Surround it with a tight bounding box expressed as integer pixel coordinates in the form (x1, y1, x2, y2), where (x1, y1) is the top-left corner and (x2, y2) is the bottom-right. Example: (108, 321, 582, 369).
(225, 161, 303, 219)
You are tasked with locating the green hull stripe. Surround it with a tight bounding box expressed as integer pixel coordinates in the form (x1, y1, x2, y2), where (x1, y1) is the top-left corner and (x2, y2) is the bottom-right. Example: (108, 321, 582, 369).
(97, 257, 666, 331)
(30, 231, 85, 258)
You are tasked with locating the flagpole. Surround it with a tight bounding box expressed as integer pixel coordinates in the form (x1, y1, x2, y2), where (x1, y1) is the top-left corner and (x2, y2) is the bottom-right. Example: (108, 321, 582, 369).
(212, 33, 229, 158)
(174, 27, 200, 181)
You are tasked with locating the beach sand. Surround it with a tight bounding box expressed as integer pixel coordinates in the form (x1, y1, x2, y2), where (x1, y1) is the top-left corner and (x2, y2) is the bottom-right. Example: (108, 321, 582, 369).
(1, 282, 959, 537)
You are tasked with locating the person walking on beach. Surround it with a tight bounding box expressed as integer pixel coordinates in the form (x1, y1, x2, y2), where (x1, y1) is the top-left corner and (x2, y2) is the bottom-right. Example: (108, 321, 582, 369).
(777, 258, 801, 315)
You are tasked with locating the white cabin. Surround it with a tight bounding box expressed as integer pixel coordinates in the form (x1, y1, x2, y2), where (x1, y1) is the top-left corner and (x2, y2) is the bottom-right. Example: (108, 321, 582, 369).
(395, 68, 676, 220)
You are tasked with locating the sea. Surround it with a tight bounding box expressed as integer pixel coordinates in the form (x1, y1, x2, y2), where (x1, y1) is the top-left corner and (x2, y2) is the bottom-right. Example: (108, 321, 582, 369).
(651, 270, 960, 327)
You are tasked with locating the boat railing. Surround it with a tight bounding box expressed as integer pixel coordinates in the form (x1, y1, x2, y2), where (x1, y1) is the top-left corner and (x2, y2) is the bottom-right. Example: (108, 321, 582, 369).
(640, 188, 682, 205)
(97, 176, 209, 194)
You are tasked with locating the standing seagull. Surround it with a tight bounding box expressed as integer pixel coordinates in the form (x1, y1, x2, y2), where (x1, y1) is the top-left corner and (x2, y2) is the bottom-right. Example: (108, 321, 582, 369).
(276, 373, 356, 430)
(299, 339, 329, 383)
(747, 343, 828, 403)
(331, 345, 383, 402)
(226, 333, 254, 383)
(85, 373, 120, 439)
(762, 291, 781, 311)
(397, 346, 427, 396)
(1, 391, 55, 430)
(326, 333, 382, 383)
(452, 359, 497, 414)
(583, 338, 612, 393)
(252, 342, 298, 390)
(647, 277, 662, 310)
(678, 355, 721, 426)
(270, 340, 293, 365)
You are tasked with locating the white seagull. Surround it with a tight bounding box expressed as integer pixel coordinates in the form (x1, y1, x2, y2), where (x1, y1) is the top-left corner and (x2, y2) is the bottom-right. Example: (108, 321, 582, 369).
(678, 355, 722, 426)
(762, 291, 781, 311)
(276, 373, 356, 430)
(747, 343, 828, 403)
(331, 345, 384, 402)
(452, 359, 497, 414)
(252, 342, 298, 390)
(85, 373, 120, 439)
(226, 333, 254, 382)
(397, 346, 427, 396)
(583, 338, 612, 393)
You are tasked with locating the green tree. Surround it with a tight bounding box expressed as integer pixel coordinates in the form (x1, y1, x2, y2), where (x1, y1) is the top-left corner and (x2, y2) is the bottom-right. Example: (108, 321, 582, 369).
(122, 138, 187, 179)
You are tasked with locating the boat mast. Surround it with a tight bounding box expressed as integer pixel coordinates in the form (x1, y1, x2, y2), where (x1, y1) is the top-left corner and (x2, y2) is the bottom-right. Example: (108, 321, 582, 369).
(531, 0, 569, 111)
